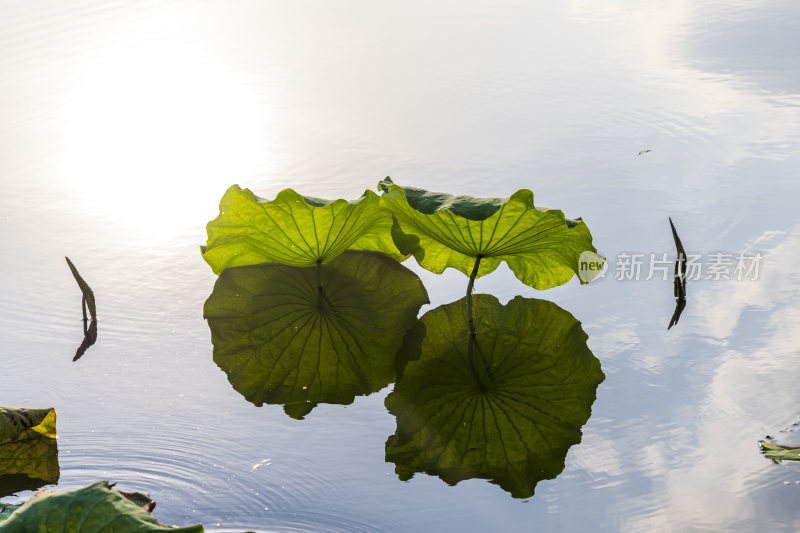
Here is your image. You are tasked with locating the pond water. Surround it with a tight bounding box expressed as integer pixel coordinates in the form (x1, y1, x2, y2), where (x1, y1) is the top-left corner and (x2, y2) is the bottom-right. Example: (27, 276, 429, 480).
(2, 1, 800, 531)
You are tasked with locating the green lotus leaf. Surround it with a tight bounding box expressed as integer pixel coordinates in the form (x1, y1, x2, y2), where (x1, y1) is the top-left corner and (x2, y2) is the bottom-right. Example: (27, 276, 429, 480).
(0, 408, 56, 442)
(0, 408, 58, 495)
(385, 295, 604, 498)
(760, 441, 800, 463)
(0, 481, 203, 531)
(202, 185, 407, 274)
(204, 251, 429, 419)
(378, 178, 602, 289)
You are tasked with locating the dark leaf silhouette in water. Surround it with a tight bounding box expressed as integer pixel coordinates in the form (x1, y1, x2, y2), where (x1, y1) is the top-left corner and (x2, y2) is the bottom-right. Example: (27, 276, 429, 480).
(668, 297, 686, 330)
(0, 481, 203, 531)
(385, 295, 604, 498)
(0, 407, 58, 497)
(204, 251, 428, 419)
(668, 217, 687, 329)
(65, 257, 98, 360)
(73, 319, 97, 361)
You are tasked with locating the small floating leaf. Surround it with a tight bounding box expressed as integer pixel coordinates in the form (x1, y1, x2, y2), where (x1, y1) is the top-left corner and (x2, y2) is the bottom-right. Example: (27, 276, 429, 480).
(0, 481, 203, 531)
(378, 178, 601, 289)
(761, 441, 800, 464)
(0, 408, 58, 497)
(204, 251, 428, 419)
(385, 295, 604, 498)
(202, 185, 407, 274)
(669, 217, 684, 252)
(65, 257, 96, 320)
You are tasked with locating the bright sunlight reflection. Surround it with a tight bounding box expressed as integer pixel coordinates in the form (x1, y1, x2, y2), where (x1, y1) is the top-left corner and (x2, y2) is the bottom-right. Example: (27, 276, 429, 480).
(56, 24, 268, 236)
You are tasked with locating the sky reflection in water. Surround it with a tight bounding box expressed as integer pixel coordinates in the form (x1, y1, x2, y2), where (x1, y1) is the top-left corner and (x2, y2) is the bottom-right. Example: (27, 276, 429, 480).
(1, 1, 800, 531)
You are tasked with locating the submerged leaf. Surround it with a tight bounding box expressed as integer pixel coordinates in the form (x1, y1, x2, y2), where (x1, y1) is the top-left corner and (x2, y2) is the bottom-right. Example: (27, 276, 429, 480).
(378, 178, 601, 290)
(385, 295, 604, 498)
(204, 251, 428, 419)
(202, 185, 406, 274)
(0, 408, 59, 495)
(0, 481, 203, 531)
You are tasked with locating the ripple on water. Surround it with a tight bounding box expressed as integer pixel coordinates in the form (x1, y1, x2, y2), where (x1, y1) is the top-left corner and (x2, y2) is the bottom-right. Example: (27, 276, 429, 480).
(52, 411, 390, 532)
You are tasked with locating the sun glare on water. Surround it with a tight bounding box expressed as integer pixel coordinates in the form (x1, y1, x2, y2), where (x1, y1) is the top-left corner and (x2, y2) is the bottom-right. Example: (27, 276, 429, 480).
(54, 22, 269, 239)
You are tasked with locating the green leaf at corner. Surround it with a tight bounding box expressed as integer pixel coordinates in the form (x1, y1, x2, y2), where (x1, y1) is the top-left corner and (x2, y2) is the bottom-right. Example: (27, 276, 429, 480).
(0, 481, 203, 531)
(202, 185, 407, 274)
(385, 295, 604, 498)
(204, 250, 429, 419)
(0, 408, 59, 495)
(760, 441, 800, 464)
(0, 408, 56, 442)
(378, 178, 602, 289)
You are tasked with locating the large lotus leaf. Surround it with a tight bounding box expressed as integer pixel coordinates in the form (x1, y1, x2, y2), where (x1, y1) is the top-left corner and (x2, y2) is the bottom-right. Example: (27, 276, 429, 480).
(204, 250, 429, 419)
(760, 441, 800, 463)
(378, 178, 601, 289)
(202, 185, 406, 274)
(0, 408, 58, 495)
(0, 481, 203, 531)
(385, 295, 604, 498)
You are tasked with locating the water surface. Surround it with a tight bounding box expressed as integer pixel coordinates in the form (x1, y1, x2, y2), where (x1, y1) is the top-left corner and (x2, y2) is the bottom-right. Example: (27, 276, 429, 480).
(2, 1, 800, 531)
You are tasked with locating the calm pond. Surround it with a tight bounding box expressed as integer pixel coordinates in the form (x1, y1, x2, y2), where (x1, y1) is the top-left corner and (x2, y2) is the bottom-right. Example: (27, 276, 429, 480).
(2, 1, 800, 531)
